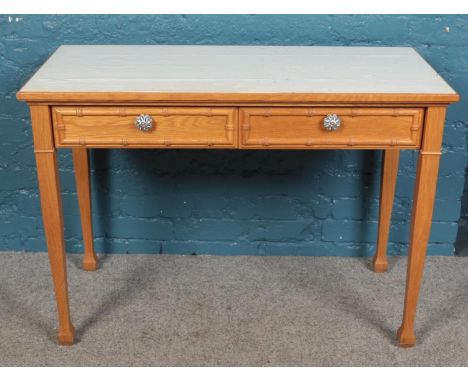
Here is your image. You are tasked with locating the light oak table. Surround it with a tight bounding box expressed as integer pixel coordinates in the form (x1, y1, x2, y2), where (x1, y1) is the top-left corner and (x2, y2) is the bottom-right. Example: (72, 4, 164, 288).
(17, 45, 459, 347)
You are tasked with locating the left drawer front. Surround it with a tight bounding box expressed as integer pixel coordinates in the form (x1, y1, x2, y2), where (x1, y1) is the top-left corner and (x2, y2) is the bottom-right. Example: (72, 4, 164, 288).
(52, 107, 238, 148)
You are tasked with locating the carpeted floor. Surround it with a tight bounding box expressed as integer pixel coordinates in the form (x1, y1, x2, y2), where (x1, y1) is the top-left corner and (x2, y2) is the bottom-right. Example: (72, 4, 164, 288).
(0, 252, 467, 366)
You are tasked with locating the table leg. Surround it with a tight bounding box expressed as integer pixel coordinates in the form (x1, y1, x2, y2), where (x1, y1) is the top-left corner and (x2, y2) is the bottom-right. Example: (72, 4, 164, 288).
(31, 105, 75, 345)
(72, 148, 98, 271)
(373, 149, 400, 272)
(397, 106, 446, 347)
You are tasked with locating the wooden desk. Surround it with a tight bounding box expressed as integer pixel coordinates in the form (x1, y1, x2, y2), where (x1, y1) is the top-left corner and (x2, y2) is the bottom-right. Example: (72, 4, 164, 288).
(17, 46, 459, 347)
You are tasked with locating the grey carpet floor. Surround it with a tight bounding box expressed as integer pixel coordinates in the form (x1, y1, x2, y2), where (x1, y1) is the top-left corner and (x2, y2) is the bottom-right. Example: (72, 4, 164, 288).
(0, 252, 467, 366)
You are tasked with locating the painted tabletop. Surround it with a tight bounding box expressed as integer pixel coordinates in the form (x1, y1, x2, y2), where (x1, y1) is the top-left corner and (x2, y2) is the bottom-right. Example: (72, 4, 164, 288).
(19, 45, 456, 96)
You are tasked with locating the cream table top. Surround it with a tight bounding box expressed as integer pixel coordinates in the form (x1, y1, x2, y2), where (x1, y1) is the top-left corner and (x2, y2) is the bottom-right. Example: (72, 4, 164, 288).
(20, 45, 456, 95)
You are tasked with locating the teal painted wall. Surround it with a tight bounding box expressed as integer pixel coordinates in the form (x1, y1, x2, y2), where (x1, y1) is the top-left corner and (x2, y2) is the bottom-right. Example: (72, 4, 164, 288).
(1, 15, 466, 256)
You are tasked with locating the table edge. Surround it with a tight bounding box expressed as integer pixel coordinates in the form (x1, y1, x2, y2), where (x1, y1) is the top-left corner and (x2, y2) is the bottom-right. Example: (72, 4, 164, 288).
(16, 91, 460, 104)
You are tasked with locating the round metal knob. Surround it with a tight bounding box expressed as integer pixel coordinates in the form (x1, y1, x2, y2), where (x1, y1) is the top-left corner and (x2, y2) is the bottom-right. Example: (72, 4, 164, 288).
(135, 114, 153, 132)
(323, 114, 341, 131)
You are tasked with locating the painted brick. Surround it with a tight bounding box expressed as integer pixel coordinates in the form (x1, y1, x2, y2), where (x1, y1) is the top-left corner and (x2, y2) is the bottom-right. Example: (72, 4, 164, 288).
(120, 196, 193, 219)
(395, 175, 416, 199)
(0, 15, 466, 257)
(245, 197, 300, 220)
(321, 220, 378, 243)
(248, 220, 318, 242)
(436, 175, 465, 199)
(255, 242, 335, 256)
(433, 199, 462, 221)
(427, 243, 455, 256)
(97, 217, 174, 241)
(389, 223, 411, 244)
(331, 243, 376, 257)
(161, 240, 259, 256)
(443, 123, 467, 148)
(429, 222, 459, 244)
(173, 219, 247, 241)
(318, 174, 364, 198)
(439, 151, 467, 176)
(309, 195, 333, 219)
(332, 198, 377, 220)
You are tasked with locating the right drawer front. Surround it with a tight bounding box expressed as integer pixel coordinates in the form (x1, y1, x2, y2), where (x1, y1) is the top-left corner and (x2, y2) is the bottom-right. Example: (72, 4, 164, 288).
(239, 107, 424, 149)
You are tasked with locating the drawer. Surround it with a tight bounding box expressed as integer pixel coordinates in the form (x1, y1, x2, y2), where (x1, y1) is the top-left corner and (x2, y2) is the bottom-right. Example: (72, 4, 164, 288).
(52, 107, 237, 148)
(239, 107, 424, 149)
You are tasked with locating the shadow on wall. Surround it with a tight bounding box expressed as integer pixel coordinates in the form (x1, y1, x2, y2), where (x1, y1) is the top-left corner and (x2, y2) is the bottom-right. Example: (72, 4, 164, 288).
(71, 149, 383, 256)
(455, 169, 468, 256)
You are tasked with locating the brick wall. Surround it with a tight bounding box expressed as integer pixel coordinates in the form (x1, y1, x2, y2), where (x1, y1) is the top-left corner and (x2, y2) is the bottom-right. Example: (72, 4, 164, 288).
(0, 15, 466, 255)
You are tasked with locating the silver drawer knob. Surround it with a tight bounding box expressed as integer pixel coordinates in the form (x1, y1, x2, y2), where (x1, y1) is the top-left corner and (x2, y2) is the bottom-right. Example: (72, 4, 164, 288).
(135, 114, 153, 132)
(323, 114, 341, 131)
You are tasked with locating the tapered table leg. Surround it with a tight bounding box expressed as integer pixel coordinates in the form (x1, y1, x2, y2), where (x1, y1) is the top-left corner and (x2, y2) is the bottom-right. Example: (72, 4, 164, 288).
(31, 105, 75, 345)
(72, 148, 98, 271)
(373, 149, 400, 272)
(397, 107, 446, 347)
